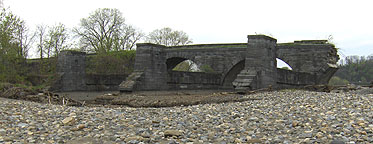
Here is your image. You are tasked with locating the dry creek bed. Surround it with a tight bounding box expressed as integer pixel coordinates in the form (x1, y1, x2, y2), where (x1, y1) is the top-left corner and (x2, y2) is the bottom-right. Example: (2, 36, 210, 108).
(0, 88, 372, 143)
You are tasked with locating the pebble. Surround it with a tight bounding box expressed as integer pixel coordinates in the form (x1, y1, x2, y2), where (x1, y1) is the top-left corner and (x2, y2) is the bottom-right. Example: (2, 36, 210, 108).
(0, 90, 372, 143)
(164, 130, 183, 137)
(62, 116, 75, 125)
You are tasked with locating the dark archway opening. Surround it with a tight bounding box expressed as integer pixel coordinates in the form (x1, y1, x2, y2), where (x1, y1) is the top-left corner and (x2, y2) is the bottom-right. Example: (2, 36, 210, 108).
(166, 57, 200, 72)
(173, 60, 200, 72)
(222, 60, 245, 88)
(166, 57, 215, 73)
(166, 57, 221, 89)
(166, 57, 187, 71)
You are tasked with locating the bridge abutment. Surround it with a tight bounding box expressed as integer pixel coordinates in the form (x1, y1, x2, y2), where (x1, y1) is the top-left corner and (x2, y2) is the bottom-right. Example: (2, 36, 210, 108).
(120, 43, 168, 91)
(233, 35, 277, 90)
(52, 51, 87, 91)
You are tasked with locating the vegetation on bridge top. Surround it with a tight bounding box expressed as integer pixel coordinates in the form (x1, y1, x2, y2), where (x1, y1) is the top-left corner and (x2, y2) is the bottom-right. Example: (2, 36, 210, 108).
(166, 43, 247, 50)
(277, 41, 334, 46)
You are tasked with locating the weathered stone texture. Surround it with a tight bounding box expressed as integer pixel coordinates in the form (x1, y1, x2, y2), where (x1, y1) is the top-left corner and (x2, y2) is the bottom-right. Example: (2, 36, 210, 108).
(235, 35, 277, 90)
(85, 74, 127, 91)
(120, 43, 249, 91)
(120, 35, 339, 92)
(130, 43, 168, 90)
(54, 51, 87, 91)
(51, 35, 339, 92)
(277, 69, 317, 88)
(277, 40, 339, 85)
(277, 43, 338, 73)
(167, 71, 221, 89)
(52, 51, 127, 91)
(165, 44, 247, 75)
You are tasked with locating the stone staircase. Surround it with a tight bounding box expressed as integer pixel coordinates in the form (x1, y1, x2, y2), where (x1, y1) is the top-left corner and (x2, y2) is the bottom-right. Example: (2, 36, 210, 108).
(232, 69, 257, 91)
(119, 71, 144, 92)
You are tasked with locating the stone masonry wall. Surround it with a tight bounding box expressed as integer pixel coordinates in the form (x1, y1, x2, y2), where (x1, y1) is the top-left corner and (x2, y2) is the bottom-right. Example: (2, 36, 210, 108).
(128, 43, 249, 91)
(247, 35, 278, 89)
(52, 35, 339, 92)
(131, 43, 168, 91)
(54, 51, 87, 91)
(53, 51, 127, 92)
(233, 35, 277, 90)
(121, 35, 339, 92)
(167, 71, 221, 89)
(277, 68, 317, 89)
(165, 44, 247, 75)
(277, 40, 339, 85)
(277, 41, 338, 73)
(85, 74, 127, 91)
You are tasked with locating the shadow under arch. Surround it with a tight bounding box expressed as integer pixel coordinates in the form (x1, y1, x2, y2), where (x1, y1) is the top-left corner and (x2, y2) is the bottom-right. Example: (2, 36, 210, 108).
(222, 60, 245, 88)
(166, 57, 187, 71)
(166, 57, 201, 72)
(276, 58, 293, 70)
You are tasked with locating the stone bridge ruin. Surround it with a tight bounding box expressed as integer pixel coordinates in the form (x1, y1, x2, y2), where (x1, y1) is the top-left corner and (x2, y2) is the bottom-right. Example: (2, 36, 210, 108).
(119, 35, 339, 92)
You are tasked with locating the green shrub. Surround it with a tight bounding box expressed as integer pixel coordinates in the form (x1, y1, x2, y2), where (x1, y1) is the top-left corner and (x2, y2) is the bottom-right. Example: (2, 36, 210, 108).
(86, 50, 135, 75)
(200, 64, 216, 73)
(328, 76, 349, 86)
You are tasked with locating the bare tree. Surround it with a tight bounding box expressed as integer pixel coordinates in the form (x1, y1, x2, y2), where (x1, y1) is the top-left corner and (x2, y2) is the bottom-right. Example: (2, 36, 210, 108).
(74, 8, 143, 53)
(146, 27, 192, 46)
(44, 23, 69, 58)
(119, 25, 143, 50)
(146, 27, 194, 71)
(0, 8, 34, 82)
(15, 21, 35, 58)
(35, 24, 47, 58)
(0, 8, 34, 58)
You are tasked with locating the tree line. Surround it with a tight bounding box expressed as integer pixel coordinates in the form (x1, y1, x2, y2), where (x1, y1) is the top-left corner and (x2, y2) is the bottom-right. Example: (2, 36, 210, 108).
(37, 8, 193, 56)
(1, 5, 193, 58)
(329, 55, 373, 86)
(0, 4, 193, 84)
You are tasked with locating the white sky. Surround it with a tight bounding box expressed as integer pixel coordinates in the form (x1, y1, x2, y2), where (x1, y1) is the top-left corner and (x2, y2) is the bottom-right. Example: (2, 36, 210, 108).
(5, 0, 373, 59)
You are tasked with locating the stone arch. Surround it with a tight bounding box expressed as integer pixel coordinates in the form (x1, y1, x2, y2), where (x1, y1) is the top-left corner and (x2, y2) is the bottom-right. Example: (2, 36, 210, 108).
(166, 57, 201, 71)
(166, 57, 187, 71)
(222, 59, 245, 88)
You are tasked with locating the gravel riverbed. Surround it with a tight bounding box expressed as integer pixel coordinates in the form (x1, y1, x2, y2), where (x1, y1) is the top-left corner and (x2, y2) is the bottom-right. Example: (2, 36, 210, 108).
(0, 90, 372, 144)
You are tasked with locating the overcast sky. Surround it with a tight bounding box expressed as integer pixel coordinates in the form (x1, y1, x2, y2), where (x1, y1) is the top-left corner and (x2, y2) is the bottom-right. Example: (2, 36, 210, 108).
(5, 0, 373, 59)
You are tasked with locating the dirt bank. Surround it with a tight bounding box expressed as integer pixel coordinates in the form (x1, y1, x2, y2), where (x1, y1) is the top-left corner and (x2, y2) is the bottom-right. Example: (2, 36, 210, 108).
(1, 83, 371, 108)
